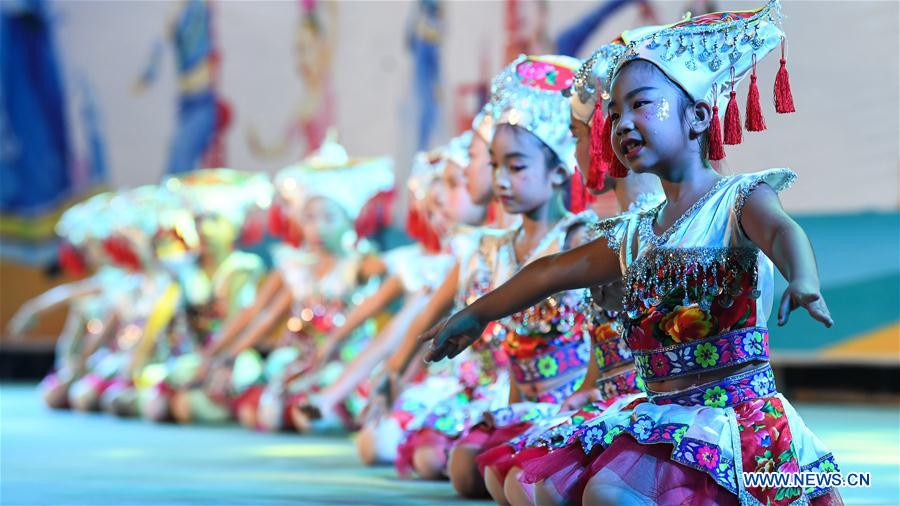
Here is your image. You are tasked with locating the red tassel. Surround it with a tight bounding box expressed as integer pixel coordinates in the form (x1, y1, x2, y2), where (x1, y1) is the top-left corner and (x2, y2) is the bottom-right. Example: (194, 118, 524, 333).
(600, 113, 627, 178)
(284, 221, 303, 248)
(774, 38, 796, 114)
(485, 200, 497, 225)
(723, 90, 742, 145)
(569, 171, 587, 213)
(59, 241, 87, 278)
(239, 211, 265, 246)
(268, 202, 286, 238)
(405, 206, 422, 241)
(723, 67, 742, 145)
(610, 157, 629, 178)
(355, 189, 395, 239)
(587, 102, 608, 190)
(745, 56, 766, 131)
(708, 104, 726, 161)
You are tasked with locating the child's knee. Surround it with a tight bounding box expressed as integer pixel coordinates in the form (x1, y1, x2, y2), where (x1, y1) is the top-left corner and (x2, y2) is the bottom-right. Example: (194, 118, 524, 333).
(42, 382, 69, 410)
(534, 478, 566, 506)
(356, 424, 378, 465)
(68, 381, 98, 411)
(142, 391, 171, 422)
(448, 443, 488, 498)
(582, 469, 650, 506)
(170, 391, 192, 424)
(483, 466, 509, 505)
(412, 444, 447, 480)
(504, 467, 535, 506)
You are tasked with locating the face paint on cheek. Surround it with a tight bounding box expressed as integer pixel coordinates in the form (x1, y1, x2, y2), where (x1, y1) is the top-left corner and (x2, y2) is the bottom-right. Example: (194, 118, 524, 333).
(655, 98, 670, 121)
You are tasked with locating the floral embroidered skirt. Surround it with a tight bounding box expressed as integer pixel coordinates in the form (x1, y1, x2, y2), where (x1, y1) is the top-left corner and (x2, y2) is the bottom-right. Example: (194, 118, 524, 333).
(519, 367, 840, 504)
(395, 371, 510, 477)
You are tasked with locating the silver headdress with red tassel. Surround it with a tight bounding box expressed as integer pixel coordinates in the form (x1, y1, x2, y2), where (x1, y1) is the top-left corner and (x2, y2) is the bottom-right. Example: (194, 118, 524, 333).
(606, 0, 793, 162)
(565, 41, 627, 191)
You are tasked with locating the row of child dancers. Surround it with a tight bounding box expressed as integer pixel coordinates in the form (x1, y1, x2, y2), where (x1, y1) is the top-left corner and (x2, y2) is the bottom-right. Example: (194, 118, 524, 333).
(11, 1, 842, 504)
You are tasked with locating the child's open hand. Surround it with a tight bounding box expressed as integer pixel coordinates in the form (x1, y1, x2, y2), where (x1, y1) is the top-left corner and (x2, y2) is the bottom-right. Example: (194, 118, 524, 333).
(419, 310, 486, 362)
(778, 280, 833, 328)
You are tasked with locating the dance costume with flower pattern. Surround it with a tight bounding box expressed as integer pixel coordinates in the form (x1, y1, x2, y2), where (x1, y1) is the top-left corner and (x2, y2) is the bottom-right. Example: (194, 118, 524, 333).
(394, 226, 514, 476)
(397, 215, 594, 476)
(44, 267, 135, 400)
(384, 227, 486, 432)
(159, 251, 268, 422)
(552, 170, 839, 505)
(439, 213, 598, 472)
(257, 244, 380, 429)
(475, 305, 643, 485)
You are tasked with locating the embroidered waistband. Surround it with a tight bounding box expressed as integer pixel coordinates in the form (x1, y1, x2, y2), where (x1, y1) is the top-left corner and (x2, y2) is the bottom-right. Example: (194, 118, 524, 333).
(596, 367, 644, 400)
(510, 339, 590, 384)
(526, 372, 585, 404)
(594, 334, 633, 373)
(633, 327, 769, 382)
(647, 362, 777, 408)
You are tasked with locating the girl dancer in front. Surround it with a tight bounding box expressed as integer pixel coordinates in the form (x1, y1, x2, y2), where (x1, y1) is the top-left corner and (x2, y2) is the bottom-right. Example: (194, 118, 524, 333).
(422, 3, 842, 504)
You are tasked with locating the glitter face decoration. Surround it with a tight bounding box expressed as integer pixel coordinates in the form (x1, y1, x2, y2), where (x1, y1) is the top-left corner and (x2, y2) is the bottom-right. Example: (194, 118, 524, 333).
(655, 98, 671, 121)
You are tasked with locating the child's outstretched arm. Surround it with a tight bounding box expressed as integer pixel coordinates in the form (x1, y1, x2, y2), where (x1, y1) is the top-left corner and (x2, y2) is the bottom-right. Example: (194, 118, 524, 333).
(7, 278, 102, 338)
(315, 275, 404, 365)
(740, 184, 833, 328)
(420, 238, 622, 362)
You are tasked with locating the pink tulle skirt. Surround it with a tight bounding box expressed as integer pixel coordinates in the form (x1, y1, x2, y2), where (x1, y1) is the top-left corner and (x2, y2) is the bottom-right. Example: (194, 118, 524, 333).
(395, 428, 454, 477)
(579, 436, 736, 504)
(580, 436, 844, 505)
(469, 422, 533, 479)
(230, 384, 264, 418)
(519, 443, 593, 499)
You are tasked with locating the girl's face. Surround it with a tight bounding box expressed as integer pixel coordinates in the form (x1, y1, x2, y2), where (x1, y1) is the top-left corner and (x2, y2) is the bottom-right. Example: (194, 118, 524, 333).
(298, 197, 350, 254)
(570, 114, 592, 186)
(422, 180, 449, 237)
(441, 161, 485, 227)
(490, 125, 564, 215)
(464, 134, 493, 206)
(607, 61, 695, 175)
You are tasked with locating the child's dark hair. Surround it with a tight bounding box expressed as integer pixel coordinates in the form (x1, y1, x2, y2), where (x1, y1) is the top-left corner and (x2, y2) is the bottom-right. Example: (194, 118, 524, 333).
(614, 59, 710, 160)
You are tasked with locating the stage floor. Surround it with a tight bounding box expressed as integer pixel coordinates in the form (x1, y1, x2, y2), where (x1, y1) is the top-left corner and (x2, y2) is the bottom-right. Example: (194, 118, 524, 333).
(1, 384, 897, 505)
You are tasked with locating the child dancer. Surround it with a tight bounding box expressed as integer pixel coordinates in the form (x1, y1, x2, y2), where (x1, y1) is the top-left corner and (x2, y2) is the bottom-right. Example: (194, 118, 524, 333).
(141, 170, 270, 423)
(478, 41, 665, 506)
(291, 136, 486, 433)
(393, 55, 594, 497)
(63, 186, 180, 415)
(353, 128, 498, 467)
(233, 142, 394, 432)
(8, 194, 119, 409)
(423, 3, 842, 504)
